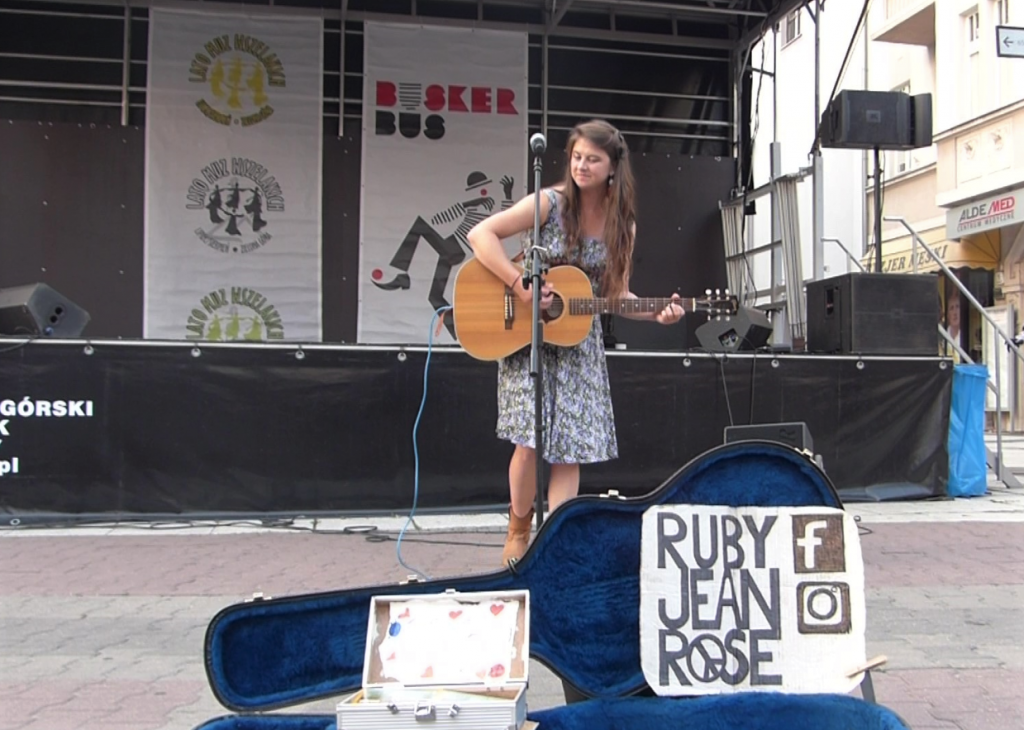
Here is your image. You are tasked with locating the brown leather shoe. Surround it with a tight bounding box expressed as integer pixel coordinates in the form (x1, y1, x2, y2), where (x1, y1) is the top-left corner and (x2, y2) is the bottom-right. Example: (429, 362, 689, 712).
(501, 507, 534, 568)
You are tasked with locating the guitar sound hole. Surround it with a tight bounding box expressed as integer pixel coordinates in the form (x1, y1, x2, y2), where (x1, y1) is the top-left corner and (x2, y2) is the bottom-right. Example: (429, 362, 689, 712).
(542, 295, 565, 323)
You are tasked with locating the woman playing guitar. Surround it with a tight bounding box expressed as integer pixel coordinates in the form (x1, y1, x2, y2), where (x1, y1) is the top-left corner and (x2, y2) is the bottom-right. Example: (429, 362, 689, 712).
(466, 119, 685, 568)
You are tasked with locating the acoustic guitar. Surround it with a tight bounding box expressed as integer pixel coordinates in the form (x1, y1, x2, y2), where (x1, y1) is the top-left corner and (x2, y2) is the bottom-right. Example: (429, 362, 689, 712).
(452, 257, 738, 361)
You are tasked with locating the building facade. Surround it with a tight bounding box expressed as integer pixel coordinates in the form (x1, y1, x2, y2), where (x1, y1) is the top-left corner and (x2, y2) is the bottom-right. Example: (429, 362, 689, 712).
(748, 0, 1022, 430)
(871, 0, 1023, 428)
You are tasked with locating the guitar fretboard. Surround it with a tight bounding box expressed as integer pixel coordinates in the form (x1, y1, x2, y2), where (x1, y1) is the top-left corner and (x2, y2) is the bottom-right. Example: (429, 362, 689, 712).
(569, 298, 695, 316)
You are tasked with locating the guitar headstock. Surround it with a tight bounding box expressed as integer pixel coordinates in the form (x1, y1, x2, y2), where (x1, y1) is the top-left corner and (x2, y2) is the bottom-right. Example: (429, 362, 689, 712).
(695, 289, 739, 318)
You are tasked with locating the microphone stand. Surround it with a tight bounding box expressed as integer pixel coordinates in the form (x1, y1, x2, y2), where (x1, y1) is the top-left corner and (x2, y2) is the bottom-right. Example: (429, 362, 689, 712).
(523, 138, 547, 532)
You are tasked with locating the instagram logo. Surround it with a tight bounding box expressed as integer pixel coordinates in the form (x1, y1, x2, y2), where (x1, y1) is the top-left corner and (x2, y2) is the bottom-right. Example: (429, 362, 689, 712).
(797, 581, 852, 634)
(792, 514, 846, 574)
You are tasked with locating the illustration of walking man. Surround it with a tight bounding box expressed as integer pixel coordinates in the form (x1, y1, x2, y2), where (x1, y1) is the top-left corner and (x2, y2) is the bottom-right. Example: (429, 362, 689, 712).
(372, 171, 515, 338)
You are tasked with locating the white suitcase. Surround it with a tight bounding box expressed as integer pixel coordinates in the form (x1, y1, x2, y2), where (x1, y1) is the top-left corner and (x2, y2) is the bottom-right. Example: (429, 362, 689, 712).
(336, 588, 530, 730)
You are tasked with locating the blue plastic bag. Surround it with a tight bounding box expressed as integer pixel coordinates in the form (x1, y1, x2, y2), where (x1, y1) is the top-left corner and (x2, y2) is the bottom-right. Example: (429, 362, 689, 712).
(947, 364, 989, 498)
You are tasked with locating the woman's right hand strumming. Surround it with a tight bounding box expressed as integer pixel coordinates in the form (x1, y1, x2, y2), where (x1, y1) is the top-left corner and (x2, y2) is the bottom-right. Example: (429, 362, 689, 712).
(513, 278, 553, 309)
(467, 188, 557, 310)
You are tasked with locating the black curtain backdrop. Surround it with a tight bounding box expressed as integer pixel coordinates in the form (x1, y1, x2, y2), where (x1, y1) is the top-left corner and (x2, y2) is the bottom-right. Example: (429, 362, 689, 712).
(0, 342, 951, 518)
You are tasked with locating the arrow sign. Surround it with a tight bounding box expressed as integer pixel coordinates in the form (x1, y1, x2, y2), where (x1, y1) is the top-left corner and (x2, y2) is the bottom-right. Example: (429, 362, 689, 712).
(997, 26, 1024, 58)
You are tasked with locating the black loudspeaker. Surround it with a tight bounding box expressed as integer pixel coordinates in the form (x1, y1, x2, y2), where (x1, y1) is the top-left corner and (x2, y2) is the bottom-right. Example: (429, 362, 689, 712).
(725, 421, 814, 453)
(911, 92, 933, 147)
(821, 90, 932, 151)
(806, 273, 937, 355)
(695, 306, 774, 352)
(0, 283, 91, 338)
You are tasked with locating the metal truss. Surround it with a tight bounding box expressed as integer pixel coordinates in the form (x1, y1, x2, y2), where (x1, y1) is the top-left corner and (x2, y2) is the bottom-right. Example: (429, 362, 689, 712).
(0, 0, 803, 152)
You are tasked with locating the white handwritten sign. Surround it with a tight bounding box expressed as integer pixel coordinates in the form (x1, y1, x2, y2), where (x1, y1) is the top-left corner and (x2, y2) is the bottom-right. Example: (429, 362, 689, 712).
(640, 505, 866, 695)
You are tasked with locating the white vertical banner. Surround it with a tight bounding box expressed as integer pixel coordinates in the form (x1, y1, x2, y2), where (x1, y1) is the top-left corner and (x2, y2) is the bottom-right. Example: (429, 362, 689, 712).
(145, 9, 323, 342)
(359, 23, 528, 344)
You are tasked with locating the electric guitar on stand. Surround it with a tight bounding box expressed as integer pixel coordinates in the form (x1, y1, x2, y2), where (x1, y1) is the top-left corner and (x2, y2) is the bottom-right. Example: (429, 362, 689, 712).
(452, 258, 738, 361)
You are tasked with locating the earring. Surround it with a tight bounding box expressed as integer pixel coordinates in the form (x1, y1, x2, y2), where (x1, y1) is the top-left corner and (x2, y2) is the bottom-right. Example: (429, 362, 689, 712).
(608, 174, 615, 186)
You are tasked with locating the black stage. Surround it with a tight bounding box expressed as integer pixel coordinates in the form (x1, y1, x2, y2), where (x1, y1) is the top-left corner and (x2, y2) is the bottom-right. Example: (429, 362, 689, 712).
(0, 340, 951, 520)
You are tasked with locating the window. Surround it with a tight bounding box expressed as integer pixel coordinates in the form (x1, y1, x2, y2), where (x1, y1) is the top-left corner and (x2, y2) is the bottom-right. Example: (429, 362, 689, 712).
(993, 0, 1011, 106)
(995, 0, 1010, 23)
(963, 7, 982, 117)
(781, 10, 801, 47)
(967, 8, 981, 40)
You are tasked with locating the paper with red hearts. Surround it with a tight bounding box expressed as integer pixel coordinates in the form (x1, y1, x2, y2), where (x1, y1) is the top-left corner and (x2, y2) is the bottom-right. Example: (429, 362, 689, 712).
(376, 598, 519, 685)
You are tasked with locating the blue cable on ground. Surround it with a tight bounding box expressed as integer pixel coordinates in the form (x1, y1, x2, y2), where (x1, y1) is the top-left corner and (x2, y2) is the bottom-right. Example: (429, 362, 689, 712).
(396, 304, 452, 581)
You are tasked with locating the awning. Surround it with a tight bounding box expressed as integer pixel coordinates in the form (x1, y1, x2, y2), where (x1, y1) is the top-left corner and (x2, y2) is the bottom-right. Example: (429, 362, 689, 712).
(861, 227, 1001, 274)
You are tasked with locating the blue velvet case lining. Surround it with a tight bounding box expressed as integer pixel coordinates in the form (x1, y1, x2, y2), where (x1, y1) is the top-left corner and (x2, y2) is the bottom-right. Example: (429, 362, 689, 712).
(196, 442, 905, 730)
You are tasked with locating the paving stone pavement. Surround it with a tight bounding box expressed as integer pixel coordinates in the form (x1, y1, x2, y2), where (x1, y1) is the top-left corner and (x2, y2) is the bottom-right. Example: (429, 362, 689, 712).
(2, 455, 1023, 730)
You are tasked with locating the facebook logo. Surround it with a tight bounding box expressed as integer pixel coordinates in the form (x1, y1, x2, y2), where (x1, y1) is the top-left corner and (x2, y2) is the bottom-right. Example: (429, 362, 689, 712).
(791, 514, 845, 573)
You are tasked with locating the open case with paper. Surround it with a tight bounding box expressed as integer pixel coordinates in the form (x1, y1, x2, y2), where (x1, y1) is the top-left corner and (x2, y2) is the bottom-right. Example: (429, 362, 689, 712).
(194, 441, 910, 730)
(336, 589, 529, 729)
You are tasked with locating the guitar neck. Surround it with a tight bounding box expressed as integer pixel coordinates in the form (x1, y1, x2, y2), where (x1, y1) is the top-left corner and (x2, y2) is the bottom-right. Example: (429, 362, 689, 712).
(569, 297, 696, 316)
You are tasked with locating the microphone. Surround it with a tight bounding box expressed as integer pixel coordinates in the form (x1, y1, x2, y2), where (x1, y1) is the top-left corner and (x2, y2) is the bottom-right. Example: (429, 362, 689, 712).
(529, 133, 546, 155)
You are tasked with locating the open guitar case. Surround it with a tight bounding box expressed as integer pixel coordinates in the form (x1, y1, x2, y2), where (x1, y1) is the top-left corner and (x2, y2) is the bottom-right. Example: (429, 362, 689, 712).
(194, 441, 910, 730)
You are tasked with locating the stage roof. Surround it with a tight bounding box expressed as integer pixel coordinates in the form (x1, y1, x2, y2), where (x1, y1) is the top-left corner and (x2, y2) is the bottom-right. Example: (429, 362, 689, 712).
(1, 0, 809, 157)
(82, 0, 809, 53)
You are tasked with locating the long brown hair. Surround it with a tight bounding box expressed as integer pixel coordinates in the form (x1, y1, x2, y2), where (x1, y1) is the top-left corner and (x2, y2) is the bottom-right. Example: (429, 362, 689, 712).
(559, 119, 637, 297)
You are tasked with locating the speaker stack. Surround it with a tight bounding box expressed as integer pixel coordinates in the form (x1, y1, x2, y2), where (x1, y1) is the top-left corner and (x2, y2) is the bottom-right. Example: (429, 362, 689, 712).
(0, 283, 91, 338)
(806, 272, 938, 355)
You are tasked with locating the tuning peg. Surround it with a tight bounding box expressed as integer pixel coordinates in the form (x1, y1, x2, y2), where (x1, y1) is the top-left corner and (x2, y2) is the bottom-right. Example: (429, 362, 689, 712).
(705, 288, 712, 296)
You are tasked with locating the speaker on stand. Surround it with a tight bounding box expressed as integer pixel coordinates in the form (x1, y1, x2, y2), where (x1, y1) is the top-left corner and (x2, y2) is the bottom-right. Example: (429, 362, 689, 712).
(0, 283, 91, 338)
(820, 89, 933, 274)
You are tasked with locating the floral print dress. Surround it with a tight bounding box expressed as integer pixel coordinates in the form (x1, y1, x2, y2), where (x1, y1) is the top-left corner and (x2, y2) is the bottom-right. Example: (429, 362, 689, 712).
(495, 189, 618, 464)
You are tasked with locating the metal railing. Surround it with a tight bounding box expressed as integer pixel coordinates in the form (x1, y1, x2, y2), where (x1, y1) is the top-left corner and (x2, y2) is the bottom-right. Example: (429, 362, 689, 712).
(823, 237, 865, 273)
(828, 230, 1021, 489)
(839, 234, 1020, 371)
(884, 216, 1022, 489)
